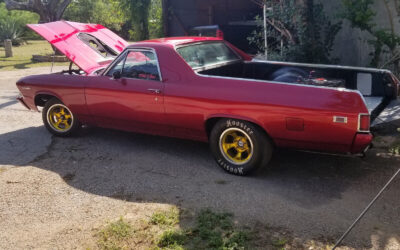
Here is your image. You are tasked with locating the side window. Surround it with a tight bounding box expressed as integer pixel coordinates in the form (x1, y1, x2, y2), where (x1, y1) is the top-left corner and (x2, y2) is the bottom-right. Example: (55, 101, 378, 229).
(107, 50, 161, 81)
(107, 56, 125, 77)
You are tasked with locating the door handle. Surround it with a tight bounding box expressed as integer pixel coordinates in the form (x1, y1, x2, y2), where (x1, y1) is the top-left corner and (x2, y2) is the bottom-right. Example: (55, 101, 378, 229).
(147, 88, 161, 94)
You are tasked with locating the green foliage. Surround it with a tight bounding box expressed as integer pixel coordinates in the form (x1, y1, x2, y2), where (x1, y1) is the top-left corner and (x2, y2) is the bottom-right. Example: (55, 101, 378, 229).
(149, 0, 163, 39)
(389, 140, 400, 155)
(0, 20, 23, 45)
(63, 0, 163, 41)
(369, 29, 400, 67)
(150, 208, 179, 227)
(157, 230, 187, 248)
(341, 0, 375, 31)
(120, 0, 151, 41)
(190, 209, 250, 249)
(341, 0, 400, 74)
(154, 209, 251, 249)
(224, 231, 251, 249)
(248, 0, 341, 64)
(0, 3, 39, 44)
(64, 0, 125, 33)
(97, 217, 133, 250)
(272, 237, 288, 247)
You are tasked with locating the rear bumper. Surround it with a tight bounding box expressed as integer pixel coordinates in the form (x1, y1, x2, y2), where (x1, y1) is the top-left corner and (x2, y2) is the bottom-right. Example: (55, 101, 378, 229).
(17, 95, 30, 110)
(351, 133, 373, 154)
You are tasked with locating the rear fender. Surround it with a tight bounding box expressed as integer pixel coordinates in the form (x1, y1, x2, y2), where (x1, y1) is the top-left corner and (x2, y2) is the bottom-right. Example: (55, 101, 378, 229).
(205, 114, 274, 143)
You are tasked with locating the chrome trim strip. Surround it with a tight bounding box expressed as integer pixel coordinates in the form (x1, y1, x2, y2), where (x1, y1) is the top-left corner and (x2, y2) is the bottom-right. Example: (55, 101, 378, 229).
(192, 59, 242, 72)
(251, 59, 392, 74)
(358, 113, 371, 133)
(195, 71, 364, 93)
(333, 116, 348, 124)
(102, 50, 128, 76)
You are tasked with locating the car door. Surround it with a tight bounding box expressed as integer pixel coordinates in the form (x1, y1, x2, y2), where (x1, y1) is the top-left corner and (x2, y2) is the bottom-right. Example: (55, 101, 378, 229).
(85, 49, 166, 133)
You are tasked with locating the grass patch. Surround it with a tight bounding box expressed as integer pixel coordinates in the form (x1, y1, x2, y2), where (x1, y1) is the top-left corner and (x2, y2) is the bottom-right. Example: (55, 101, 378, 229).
(157, 230, 187, 248)
(97, 217, 133, 250)
(389, 141, 400, 155)
(150, 208, 179, 227)
(158, 209, 251, 250)
(0, 40, 69, 71)
(93, 209, 342, 249)
(272, 237, 288, 247)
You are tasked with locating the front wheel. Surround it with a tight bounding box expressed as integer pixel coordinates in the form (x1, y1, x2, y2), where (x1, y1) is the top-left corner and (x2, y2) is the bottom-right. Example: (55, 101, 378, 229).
(42, 98, 80, 137)
(209, 119, 273, 176)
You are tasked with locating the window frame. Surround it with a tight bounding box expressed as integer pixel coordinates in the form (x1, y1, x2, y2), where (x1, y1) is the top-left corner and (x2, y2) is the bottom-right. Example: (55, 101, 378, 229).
(175, 41, 242, 72)
(103, 48, 163, 82)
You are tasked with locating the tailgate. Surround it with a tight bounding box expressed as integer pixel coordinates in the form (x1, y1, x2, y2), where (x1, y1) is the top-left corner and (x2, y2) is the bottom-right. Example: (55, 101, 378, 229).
(372, 99, 400, 126)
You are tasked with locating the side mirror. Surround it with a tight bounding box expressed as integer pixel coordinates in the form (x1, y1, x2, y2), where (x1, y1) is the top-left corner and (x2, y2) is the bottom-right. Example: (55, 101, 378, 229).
(112, 71, 121, 80)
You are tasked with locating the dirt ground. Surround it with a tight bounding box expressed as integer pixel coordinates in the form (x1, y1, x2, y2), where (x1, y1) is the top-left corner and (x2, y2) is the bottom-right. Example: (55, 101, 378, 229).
(0, 67, 399, 249)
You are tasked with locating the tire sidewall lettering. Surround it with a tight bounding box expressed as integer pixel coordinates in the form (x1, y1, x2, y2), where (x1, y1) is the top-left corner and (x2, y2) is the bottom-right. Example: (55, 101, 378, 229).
(217, 158, 245, 175)
(226, 119, 254, 135)
(212, 118, 268, 176)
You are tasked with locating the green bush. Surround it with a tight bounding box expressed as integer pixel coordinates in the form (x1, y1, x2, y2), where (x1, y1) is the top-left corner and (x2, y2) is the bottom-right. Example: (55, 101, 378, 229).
(0, 20, 23, 45)
(64, 0, 125, 34)
(248, 0, 341, 64)
(0, 3, 39, 44)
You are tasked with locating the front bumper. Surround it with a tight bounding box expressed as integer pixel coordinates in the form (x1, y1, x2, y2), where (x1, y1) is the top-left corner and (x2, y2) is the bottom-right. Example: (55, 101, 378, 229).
(351, 133, 373, 154)
(17, 95, 30, 110)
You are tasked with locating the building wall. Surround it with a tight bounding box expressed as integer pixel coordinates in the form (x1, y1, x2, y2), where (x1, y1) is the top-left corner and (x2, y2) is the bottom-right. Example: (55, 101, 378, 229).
(164, 0, 261, 36)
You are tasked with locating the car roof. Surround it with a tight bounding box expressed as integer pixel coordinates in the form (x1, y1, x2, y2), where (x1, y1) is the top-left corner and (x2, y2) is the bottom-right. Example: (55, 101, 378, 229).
(127, 36, 223, 48)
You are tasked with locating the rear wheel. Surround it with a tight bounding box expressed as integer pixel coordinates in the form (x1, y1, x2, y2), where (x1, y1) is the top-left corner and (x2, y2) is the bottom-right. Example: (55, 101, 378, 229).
(42, 98, 80, 137)
(209, 119, 273, 175)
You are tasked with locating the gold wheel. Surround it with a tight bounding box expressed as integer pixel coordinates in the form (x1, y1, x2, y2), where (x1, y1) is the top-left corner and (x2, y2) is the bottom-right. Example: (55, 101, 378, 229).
(46, 104, 73, 132)
(219, 128, 253, 165)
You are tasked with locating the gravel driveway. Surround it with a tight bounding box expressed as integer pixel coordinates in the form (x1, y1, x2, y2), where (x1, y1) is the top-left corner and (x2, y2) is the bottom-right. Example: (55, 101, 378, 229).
(0, 67, 399, 249)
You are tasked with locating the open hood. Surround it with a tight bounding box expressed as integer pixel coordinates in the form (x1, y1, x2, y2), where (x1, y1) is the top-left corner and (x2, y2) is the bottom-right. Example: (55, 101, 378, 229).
(28, 21, 129, 74)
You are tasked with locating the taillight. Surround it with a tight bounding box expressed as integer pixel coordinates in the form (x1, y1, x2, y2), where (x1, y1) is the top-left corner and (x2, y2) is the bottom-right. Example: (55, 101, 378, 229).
(358, 114, 370, 132)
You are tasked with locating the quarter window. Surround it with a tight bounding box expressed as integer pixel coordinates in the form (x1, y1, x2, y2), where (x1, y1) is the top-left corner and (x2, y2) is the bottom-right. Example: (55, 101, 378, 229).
(176, 42, 240, 69)
(107, 50, 161, 81)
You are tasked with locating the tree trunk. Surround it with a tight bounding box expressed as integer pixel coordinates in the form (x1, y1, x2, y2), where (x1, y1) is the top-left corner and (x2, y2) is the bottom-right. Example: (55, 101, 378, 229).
(303, 0, 315, 62)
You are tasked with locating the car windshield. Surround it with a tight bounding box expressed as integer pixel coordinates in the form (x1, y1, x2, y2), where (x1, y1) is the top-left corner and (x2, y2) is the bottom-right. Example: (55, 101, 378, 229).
(176, 42, 240, 69)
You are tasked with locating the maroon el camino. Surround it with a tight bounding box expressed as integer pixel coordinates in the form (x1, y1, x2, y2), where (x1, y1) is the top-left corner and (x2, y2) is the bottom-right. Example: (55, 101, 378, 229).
(16, 21, 399, 175)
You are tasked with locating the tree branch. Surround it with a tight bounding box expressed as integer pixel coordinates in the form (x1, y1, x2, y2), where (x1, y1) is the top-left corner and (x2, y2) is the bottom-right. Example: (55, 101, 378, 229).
(4, 0, 34, 11)
(56, 0, 72, 20)
(266, 18, 295, 44)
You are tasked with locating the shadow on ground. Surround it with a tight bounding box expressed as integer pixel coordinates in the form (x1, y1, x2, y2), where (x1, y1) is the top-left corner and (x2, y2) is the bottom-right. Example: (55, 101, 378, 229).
(0, 126, 399, 248)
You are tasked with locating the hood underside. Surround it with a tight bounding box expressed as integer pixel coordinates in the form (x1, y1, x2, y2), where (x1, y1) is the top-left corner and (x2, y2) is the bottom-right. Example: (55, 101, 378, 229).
(28, 21, 129, 74)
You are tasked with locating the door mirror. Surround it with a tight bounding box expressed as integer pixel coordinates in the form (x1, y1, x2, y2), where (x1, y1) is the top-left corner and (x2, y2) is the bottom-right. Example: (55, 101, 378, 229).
(112, 71, 121, 80)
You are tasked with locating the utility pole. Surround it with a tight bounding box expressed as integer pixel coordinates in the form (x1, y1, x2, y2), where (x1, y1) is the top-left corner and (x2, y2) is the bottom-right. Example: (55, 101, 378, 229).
(263, 1, 268, 59)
